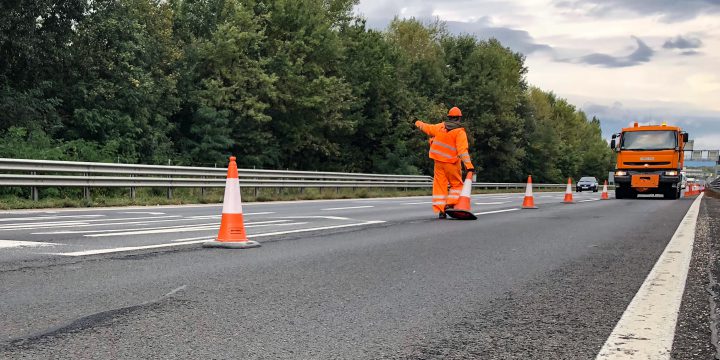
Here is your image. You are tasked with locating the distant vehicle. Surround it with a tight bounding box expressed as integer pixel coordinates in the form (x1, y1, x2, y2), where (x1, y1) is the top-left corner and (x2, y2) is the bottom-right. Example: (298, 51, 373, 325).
(576, 176, 599, 192)
(610, 122, 689, 199)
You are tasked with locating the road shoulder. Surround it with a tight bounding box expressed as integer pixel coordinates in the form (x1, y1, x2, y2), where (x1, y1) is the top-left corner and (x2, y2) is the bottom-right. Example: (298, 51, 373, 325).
(672, 193, 720, 358)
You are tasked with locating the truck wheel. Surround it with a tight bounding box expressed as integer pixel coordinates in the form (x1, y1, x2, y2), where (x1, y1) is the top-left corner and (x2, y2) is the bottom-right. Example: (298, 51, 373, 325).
(615, 187, 625, 199)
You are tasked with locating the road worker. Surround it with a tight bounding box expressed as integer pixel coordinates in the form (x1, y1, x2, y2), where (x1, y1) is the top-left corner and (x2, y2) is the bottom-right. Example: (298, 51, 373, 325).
(414, 107, 474, 219)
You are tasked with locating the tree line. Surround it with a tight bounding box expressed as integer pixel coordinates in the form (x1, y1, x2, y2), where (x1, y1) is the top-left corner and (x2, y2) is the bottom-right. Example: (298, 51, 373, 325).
(0, 0, 613, 183)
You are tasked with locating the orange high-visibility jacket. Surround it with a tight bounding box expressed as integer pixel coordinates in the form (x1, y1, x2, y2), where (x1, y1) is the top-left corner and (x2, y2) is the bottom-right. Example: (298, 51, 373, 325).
(415, 121, 474, 170)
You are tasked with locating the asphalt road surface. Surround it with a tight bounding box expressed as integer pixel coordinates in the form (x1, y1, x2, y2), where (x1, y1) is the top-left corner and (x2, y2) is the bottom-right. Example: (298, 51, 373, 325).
(0, 191, 703, 359)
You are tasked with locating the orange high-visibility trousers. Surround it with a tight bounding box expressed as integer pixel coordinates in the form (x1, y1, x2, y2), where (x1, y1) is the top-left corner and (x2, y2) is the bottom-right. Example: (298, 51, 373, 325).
(432, 161, 464, 213)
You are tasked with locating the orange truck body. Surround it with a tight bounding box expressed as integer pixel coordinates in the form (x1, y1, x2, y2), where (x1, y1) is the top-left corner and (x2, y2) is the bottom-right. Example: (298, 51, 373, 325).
(611, 122, 689, 199)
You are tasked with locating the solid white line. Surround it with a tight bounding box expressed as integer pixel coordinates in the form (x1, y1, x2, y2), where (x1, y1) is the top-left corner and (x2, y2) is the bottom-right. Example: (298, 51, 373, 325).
(474, 202, 510, 205)
(595, 194, 703, 359)
(474, 208, 520, 215)
(578, 199, 600, 203)
(0, 240, 59, 249)
(321, 205, 375, 211)
(402, 202, 431, 205)
(84, 220, 291, 237)
(56, 220, 386, 256)
(122, 211, 166, 215)
(168, 222, 310, 241)
(0, 215, 182, 231)
(0, 221, 89, 230)
(0, 215, 104, 222)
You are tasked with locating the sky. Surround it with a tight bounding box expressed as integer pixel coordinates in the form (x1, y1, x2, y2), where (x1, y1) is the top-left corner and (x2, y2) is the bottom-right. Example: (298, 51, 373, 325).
(354, 0, 720, 151)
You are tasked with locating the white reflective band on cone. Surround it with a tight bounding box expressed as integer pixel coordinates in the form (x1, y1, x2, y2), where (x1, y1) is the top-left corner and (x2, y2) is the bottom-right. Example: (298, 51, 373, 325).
(525, 181, 533, 197)
(460, 179, 472, 197)
(222, 178, 243, 214)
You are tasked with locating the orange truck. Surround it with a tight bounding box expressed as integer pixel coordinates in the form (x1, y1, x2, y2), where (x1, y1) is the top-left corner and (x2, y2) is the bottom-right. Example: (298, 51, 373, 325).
(610, 122, 689, 199)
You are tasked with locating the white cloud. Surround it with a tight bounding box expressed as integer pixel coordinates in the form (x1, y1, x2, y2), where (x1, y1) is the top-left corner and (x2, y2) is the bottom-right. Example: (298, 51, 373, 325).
(354, 0, 720, 150)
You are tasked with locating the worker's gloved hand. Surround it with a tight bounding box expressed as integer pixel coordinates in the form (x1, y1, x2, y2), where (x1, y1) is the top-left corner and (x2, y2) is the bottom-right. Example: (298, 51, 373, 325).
(414, 120, 423, 128)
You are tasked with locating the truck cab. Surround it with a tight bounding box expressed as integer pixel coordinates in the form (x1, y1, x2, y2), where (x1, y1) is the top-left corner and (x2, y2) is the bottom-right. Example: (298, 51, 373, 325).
(610, 122, 689, 199)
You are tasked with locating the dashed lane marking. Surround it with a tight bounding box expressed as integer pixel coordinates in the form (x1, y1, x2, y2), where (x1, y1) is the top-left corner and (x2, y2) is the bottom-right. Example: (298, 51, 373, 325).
(122, 211, 166, 215)
(474, 202, 510, 205)
(474, 208, 520, 216)
(321, 206, 375, 211)
(595, 194, 703, 359)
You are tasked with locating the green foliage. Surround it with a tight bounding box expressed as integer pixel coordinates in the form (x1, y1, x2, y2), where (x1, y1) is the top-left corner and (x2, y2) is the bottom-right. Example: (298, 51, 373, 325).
(0, 1, 613, 181)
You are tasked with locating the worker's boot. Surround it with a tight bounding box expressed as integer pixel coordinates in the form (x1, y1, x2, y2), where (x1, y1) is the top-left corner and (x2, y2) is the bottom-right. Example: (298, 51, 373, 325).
(438, 211, 447, 219)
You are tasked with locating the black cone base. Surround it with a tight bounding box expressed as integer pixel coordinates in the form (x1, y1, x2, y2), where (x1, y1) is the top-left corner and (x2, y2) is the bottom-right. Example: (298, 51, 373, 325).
(446, 209, 477, 220)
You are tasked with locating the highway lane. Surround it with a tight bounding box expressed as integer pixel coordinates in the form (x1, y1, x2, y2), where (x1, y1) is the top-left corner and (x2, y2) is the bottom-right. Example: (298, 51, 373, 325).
(0, 191, 698, 358)
(0, 191, 601, 262)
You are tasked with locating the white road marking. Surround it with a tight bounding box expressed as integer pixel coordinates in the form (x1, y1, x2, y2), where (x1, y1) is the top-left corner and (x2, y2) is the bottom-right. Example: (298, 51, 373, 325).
(169, 222, 310, 241)
(474, 202, 510, 205)
(402, 202, 431, 205)
(321, 205, 375, 211)
(31, 217, 208, 234)
(0, 240, 58, 249)
(578, 199, 600, 203)
(55, 220, 386, 256)
(0, 221, 90, 230)
(474, 208, 520, 215)
(0, 215, 181, 231)
(274, 216, 352, 221)
(595, 194, 703, 359)
(0, 215, 104, 222)
(122, 211, 166, 215)
(83, 220, 291, 237)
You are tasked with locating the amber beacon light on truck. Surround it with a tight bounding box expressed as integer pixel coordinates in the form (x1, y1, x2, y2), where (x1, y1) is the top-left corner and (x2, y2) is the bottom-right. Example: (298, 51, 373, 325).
(609, 121, 689, 199)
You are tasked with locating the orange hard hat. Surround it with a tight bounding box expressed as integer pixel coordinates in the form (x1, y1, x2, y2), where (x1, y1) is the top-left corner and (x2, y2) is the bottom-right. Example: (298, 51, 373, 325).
(448, 107, 462, 117)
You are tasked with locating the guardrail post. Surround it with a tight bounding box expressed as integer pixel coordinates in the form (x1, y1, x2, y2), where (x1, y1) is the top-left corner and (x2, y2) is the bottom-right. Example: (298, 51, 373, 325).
(254, 187, 258, 198)
(200, 176, 205, 199)
(167, 186, 173, 199)
(130, 174, 136, 201)
(30, 171, 39, 201)
(83, 173, 91, 201)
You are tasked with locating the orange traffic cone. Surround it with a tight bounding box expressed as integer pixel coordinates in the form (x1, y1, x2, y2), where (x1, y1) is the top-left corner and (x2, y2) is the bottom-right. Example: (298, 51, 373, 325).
(203, 156, 260, 249)
(563, 177, 574, 203)
(446, 172, 477, 220)
(522, 175, 538, 209)
(600, 180, 609, 200)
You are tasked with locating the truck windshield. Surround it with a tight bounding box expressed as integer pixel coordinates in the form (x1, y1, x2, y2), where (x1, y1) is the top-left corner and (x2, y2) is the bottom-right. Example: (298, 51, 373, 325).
(621, 130, 676, 150)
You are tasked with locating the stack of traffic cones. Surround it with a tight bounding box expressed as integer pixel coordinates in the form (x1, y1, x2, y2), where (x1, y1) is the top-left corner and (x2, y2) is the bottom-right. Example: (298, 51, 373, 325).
(600, 180, 609, 200)
(522, 175, 538, 209)
(446, 172, 477, 220)
(204, 156, 260, 249)
(563, 178, 574, 204)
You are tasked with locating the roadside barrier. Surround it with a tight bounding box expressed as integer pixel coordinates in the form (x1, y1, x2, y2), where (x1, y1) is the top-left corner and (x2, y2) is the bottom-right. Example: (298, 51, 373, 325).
(0, 158, 569, 201)
(203, 157, 259, 249)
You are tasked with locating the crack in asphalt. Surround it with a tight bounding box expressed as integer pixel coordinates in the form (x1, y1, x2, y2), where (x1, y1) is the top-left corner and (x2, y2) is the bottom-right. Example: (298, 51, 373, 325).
(1, 285, 188, 351)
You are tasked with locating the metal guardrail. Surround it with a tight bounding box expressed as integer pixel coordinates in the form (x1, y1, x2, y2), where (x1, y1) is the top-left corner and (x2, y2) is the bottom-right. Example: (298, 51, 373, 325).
(0, 158, 567, 201)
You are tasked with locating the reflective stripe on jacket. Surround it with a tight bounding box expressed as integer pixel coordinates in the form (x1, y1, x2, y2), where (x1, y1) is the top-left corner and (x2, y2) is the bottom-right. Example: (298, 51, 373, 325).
(415, 120, 474, 169)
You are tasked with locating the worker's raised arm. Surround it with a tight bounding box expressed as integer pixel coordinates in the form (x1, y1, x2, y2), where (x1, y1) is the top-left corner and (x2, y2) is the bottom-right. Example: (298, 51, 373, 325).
(414, 120, 443, 137)
(455, 130, 474, 170)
